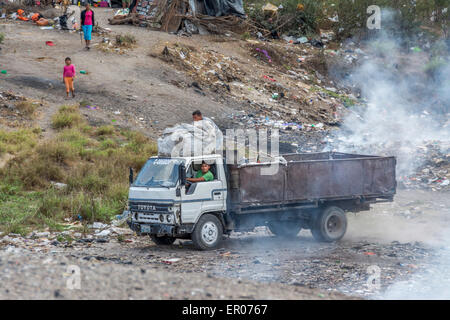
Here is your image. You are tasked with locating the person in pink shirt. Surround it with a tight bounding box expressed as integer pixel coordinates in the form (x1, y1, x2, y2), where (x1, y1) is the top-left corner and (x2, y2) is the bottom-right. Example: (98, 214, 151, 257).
(80, 4, 95, 50)
(63, 57, 76, 99)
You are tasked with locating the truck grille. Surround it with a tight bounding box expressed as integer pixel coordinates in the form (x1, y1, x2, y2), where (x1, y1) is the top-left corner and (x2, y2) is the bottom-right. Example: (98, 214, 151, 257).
(129, 202, 170, 213)
(136, 212, 161, 223)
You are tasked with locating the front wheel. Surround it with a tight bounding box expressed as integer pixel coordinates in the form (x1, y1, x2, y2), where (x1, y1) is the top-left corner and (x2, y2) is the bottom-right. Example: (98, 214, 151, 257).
(267, 221, 302, 238)
(191, 214, 223, 250)
(150, 235, 176, 245)
(311, 206, 347, 242)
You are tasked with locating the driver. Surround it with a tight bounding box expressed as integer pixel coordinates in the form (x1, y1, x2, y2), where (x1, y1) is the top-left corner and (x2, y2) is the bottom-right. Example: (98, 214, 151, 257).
(187, 161, 214, 183)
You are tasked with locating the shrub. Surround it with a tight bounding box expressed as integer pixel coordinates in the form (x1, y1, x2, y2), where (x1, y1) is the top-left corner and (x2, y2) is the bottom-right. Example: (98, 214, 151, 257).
(51, 105, 83, 129)
(115, 34, 136, 47)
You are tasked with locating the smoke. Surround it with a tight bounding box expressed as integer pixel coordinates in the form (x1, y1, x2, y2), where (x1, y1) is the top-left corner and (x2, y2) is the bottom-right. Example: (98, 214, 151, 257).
(326, 8, 450, 299)
(327, 8, 450, 176)
(382, 244, 450, 299)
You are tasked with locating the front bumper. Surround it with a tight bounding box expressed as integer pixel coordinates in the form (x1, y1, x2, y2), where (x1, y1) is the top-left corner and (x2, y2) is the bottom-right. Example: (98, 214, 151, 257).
(128, 221, 194, 236)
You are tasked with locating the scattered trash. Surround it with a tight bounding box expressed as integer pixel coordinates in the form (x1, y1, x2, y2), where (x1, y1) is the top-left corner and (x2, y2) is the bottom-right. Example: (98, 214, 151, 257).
(45, 41, 55, 46)
(255, 48, 272, 63)
(80, 70, 87, 74)
(263, 75, 276, 82)
(162, 258, 181, 264)
(296, 36, 308, 44)
(90, 222, 108, 229)
(1, 70, 7, 74)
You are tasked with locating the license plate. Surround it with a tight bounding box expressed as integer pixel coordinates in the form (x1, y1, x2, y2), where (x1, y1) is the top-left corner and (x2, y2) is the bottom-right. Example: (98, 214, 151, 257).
(140, 224, 151, 233)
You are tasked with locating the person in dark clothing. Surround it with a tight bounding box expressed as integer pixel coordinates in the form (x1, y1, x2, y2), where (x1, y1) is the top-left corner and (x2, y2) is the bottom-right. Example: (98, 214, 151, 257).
(129, 0, 138, 12)
(80, 4, 95, 50)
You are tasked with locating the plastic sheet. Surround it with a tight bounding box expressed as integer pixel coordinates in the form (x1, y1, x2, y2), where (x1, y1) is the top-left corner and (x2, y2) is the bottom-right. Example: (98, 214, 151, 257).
(158, 117, 223, 157)
(203, 0, 245, 17)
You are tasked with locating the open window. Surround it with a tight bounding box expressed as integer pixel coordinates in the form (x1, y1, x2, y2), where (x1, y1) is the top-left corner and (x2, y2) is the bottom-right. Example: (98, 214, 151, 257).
(185, 160, 218, 195)
(191, 160, 218, 180)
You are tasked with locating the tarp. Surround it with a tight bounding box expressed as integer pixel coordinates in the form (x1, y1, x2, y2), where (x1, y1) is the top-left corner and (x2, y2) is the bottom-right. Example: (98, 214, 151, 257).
(157, 117, 223, 157)
(203, 0, 245, 17)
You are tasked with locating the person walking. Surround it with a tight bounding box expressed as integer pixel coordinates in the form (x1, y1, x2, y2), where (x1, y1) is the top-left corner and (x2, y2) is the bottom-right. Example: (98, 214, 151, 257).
(63, 57, 76, 99)
(80, 3, 95, 50)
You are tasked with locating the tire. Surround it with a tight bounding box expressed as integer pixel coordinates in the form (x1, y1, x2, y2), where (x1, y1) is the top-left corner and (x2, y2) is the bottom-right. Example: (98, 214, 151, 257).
(191, 214, 223, 250)
(311, 206, 347, 242)
(150, 235, 176, 245)
(267, 221, 302, 238)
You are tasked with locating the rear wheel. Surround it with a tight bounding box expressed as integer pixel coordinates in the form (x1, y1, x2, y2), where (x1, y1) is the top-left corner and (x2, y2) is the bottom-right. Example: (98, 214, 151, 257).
(150, 235, 176, 245)
(191, 214, 223, 250)
(311, 206, 347, 242)
(267, 221, 302, 238)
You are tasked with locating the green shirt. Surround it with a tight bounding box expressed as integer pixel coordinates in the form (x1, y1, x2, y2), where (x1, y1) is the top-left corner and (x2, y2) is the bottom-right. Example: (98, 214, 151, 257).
(195, 170, 214, 181)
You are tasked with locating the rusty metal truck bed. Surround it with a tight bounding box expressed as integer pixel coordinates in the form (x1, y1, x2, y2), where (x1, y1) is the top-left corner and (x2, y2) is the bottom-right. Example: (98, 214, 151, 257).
(227, 152, 396, 212)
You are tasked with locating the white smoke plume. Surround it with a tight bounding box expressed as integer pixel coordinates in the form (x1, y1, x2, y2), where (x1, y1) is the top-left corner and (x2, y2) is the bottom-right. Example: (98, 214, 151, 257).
(328, 9, 450, 176)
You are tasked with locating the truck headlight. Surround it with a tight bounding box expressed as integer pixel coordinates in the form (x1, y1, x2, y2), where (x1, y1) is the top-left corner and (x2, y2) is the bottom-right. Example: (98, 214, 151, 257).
(159, 214, 164, 222)
(166, 214, 173, 223)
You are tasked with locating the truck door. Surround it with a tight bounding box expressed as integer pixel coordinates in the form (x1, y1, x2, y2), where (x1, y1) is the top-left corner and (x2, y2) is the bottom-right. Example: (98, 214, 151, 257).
(180, 160, 225, 224)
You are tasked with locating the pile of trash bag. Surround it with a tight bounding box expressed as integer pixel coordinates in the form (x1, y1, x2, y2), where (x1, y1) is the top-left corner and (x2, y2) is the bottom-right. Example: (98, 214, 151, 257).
(157, 117, 223, 157)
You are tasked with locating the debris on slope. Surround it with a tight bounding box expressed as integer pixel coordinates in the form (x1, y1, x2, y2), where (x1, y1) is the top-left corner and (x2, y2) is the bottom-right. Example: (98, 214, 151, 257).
(151, 39, 356, 132)
(0, 91, 43, 127)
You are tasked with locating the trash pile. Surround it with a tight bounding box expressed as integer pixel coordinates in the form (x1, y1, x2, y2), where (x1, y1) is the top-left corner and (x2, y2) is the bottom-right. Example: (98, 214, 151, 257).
(108, 0, 249, 35)
(157, 117, 223, 157)
(0, 221, 134, 253)
(397, 142, 450, 192)
(96, 34, 134, 54)
(155, 40, 351, 132)
(2, 6, 79, 31)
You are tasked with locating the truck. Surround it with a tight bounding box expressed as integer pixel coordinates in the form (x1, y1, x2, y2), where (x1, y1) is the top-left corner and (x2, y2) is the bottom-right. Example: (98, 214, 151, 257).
(126, 152, 396, 250)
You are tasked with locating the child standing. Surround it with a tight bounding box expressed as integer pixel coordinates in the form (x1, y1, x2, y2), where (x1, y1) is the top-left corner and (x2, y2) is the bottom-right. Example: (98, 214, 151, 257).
(63, 57, 76, 99)
(80, 4, 94, 50)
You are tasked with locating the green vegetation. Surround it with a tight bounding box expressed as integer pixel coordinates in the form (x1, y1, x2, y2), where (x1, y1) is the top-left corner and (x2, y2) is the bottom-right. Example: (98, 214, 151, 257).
(245, 0, 449, 40)
(0, 33, 4, 44)
(246, 0, 324, 37)
(0, 105, 157, 235)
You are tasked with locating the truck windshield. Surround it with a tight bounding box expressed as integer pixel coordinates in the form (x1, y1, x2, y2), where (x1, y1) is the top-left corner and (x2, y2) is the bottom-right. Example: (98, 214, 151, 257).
(133, 158, 182, 188)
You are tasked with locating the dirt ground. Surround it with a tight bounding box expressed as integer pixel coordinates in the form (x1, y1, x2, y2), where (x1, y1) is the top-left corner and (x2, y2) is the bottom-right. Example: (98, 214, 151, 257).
(0, 8, 249, 138)
(1, 189, 449, 300)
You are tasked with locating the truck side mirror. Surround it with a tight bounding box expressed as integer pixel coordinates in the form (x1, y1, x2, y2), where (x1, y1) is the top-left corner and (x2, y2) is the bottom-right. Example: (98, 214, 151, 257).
(129, 167, 134, 185)
(179, 164, 186, 186)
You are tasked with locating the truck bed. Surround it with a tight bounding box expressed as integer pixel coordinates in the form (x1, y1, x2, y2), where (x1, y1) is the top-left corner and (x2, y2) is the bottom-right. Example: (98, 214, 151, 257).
(227, 152, 396, 211)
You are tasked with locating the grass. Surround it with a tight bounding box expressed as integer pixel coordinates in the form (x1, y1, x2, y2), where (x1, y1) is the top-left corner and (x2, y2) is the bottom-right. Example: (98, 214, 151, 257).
(0, 128, 40, 156)
(0, 105, 157, 235)
(115, 34, 137, 47)
(51, 105, 83, 129)
(15, 101, 38, 118)
(0, 33, 4, 44)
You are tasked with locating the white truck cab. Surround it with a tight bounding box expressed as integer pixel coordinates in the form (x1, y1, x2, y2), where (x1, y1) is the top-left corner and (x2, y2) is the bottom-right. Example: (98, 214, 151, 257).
(127, 154, 228, 250)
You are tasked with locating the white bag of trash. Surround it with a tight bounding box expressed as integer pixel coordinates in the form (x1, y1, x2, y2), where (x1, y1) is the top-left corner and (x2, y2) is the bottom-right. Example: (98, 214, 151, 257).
(157, 117, 223, 157)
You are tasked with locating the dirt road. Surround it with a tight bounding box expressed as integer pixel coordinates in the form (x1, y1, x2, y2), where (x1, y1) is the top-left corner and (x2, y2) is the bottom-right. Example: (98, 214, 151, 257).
(1, 189, 449, 299)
